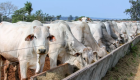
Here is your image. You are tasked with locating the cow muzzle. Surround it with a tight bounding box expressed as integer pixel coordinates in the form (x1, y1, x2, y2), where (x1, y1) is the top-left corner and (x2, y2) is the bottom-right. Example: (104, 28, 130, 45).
(39, 49, 46, 53)
(37, 48, 46, 54)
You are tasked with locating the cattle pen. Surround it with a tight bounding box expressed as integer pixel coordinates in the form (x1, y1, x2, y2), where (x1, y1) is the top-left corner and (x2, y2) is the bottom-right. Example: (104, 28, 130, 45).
(28, 35, 140, 80)
(0, 21, 139, 80)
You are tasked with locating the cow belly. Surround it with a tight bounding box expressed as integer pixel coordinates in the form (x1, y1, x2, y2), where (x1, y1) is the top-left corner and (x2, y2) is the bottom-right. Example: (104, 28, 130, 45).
(29, 61, 37, 69)
(1, 53, 18, 62)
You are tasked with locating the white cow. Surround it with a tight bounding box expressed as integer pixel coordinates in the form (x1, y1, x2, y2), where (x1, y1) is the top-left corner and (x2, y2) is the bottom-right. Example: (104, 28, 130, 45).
(112, 21, 124, 43)
(44, 21, 95, 69)
(78, 17, 90, 22)
(117, 22, 137, 42)
(103, 21, 120, 47)
(137, 23, 140, 34)
(0, 22, 55, 80)
(131, 23, 138, 36)
(88, 22, 117, 52)
(66, 21, 107, 59)
(117, 22, 129, 42)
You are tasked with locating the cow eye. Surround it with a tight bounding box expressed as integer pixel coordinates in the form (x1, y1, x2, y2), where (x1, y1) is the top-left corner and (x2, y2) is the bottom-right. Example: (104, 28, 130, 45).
(47, 36, 50, 39)
(83, 58, 86, 61)
(34, 36, 37, 39)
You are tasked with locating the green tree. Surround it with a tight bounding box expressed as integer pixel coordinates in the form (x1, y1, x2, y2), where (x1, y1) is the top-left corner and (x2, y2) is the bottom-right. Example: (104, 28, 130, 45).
(12, 8, 27, 23)
(124, 0, 140, 20)
(0, 13, 2, 22)
(12, 1, 35, 22)
(56, 15, 61, 20)
(68, 15, 73, 22)
(75, 16, 79, 21)
(46, 14, 55, 21)
(34, 10, 44, 21)
(24, 1, 33, 15)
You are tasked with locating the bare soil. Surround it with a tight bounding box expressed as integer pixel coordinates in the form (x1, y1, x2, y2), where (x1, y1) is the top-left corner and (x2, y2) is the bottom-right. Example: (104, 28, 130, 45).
(1, 56, 50, 80)
(102, 42, 140, 80)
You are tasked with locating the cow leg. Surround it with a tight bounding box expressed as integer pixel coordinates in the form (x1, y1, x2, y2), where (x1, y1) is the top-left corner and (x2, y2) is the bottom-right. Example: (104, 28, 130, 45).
(40, 63, 44, 73)
(0, 56, 3, 80)
(13, 63, 19, 80)
(19, 61, 28, 80)
(49, 53, 58, 69)
(4, 60, 10, 80)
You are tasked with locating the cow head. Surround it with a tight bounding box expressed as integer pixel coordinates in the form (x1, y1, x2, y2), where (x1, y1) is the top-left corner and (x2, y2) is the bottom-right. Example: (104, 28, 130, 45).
(65, 53, 87, 69)
(81, 17, 87, 22)
(106, 43, 116, 52)
(72, 54, 87, 69)
(82, 47, 99, 64)
(121, 34, 128, 43)
(71, 47, 95, 69)
(117, 34, 123, 44)
(25, 26, 55, 73)
(97, 47, 107, 59)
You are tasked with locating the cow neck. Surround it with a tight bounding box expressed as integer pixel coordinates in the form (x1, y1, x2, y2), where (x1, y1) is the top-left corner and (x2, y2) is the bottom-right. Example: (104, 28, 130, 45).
(61, 23, 85, 55)
(65, 38, 85, 55)
(83, 23, 100, 51)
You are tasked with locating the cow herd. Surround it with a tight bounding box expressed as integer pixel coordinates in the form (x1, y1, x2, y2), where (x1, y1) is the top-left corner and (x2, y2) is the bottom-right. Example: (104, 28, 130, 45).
(0, 17, 139, 80)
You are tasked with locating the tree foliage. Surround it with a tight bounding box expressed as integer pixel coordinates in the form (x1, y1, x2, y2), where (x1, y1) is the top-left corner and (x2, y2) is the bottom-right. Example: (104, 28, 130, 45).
(12, 8, 27, 23)
(4, 1, 61, 23)
(68, 15, 73, 22)
(24, 1, 33, 15)
(56, 15, 61, 20)
(45, 14, 55, 21)
(34, 10, 44, 21)
(124, 1, 140, 20)
(75, 16, 79, 21)
(0, 13, 2, 22)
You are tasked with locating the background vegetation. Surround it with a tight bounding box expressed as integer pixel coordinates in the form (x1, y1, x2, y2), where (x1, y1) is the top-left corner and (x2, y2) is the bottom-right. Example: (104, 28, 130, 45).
(0, 0, 139, 23)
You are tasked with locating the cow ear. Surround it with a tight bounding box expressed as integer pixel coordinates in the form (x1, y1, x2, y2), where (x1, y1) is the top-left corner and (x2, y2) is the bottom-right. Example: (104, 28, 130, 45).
(116, 41, 119, 44)
(47, 26, 50, 29)
(120, 34, 124, 37)
(25, 34, 34, 41)
(33, 26, 36, 29)
(93, 51, 99, 61)
(113, 42, 116, 45)
(93, 51, 97, 56)
(102, 46, 106, 50)
(47, 35, 56, 42)
(74, 53, 81, 57)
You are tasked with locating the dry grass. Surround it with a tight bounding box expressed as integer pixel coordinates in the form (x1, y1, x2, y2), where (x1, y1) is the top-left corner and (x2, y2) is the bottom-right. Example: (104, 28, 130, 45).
(120, 44, 124, 46)
(102, 42, 140, 80)
(37, 72, 65, 80)
(107, 51, 110, 54)
(136, 33, 140, 36)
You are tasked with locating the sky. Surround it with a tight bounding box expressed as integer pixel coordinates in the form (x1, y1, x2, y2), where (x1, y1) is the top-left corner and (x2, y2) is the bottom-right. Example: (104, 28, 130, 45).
(0, 0, 131, 19)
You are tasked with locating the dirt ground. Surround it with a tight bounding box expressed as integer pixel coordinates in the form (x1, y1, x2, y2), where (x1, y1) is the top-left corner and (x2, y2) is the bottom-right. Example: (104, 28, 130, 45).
(102, 42, 140, 80)
(1, 56, 50, 80)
